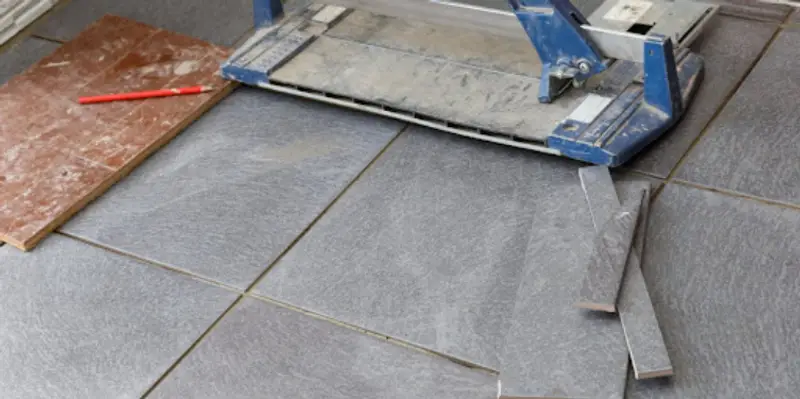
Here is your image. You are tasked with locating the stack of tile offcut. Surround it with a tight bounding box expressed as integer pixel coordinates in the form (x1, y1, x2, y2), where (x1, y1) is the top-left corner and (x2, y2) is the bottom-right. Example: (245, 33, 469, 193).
(0, 0, 56, 45)
(576, 166, 672, 380)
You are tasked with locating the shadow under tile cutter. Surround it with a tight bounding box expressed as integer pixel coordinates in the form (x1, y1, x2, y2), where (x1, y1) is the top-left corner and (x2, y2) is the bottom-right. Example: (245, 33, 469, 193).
(222, 0, 718, 166)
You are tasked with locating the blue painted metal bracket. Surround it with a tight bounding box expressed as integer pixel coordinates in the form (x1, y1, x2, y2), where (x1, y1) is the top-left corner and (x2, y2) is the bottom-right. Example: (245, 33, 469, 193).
(643, 35, 682, 117)
(254, 0, 284, 26)
(508, 0, 606, 103)
(507, 0, 701, 167)
(548, 41, 703, 167)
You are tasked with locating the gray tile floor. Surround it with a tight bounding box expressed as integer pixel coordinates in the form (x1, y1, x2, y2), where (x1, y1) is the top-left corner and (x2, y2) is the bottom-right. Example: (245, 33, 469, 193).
(34, 0, 256, 46)
(675, 27, 800, 206)
(0, 36, 58, 84)
(61, 88, 403, 290)
(2, 3, 800, 399)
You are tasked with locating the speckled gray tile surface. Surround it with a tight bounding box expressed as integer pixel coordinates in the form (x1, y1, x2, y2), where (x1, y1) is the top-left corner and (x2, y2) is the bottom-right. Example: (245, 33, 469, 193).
(626, 183, 800, 398)
(603, 181, 673, 380)
(577, 187, 643, 312)
(271, 35, 587, 142)
(0, 36, 58, 84)
(61, 87, 403, 289)
(34, 0, 253, 46)
(675, 28, 800, 206)
(256, 127, 629, 397)
(627, 16, 777, 177)
(0, 235, 237, 399)
(324, 10, 543, 77)
(580, 166, 619, 230)
(149, 297, 499, 399)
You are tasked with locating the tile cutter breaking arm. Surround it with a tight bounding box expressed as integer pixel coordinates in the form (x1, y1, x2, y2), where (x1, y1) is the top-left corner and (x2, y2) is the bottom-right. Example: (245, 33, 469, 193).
(222, 0, 718, 166)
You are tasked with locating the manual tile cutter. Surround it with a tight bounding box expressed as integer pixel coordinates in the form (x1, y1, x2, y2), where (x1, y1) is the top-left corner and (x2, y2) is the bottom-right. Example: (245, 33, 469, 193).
(221, 0, 718, 166)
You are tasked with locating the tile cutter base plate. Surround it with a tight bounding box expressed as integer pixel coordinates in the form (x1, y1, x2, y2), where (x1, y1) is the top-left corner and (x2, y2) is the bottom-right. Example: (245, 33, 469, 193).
(222, 0, 718, 166)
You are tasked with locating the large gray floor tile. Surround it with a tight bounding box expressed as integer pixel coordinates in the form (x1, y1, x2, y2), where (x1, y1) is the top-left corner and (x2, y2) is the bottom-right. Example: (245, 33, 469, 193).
(62, 87, 402, 289)
(0, 235, 237, 399)
(255, 127, 633, 397)
(0, 36, 58, 84)
(149, 297, 498, 399)
(627, 16, 777, 177)
(675, 28, 800, 206)
(34, 0, 253, 46)
(626, 183, 800, 398)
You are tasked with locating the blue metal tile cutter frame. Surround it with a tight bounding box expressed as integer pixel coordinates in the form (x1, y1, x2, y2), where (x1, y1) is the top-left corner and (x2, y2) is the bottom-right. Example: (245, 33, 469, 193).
(223, 0, 717, 167)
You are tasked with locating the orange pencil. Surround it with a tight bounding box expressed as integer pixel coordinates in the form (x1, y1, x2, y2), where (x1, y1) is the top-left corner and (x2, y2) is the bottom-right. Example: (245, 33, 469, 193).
(78, 85, 214, 104)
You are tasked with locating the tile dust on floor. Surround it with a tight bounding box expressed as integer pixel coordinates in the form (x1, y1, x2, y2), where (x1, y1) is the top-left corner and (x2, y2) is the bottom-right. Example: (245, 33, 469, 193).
(0, 14, 232, 250)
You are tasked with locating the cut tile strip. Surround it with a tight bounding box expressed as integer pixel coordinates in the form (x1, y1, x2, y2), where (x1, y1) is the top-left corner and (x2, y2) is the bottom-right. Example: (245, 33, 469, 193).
(617, 182, 673, 379)
(580, 167, 673, 379)
(579, 166, 619, 229)
(0, 15, 233, 250)
(576, 190, 644, 312)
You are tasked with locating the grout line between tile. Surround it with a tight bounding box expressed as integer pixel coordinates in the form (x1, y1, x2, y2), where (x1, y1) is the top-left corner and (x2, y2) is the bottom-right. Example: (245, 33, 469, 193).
(246, 292, 500, 375)
(139, 296, 245, 398)
(621, 168, 666, 181)
(127, 9, 791, 398)
(244, 123, 409, 292)
(30, 34, 65, 44)
(55, 231, 245, 294)
(13, 11, 491, 398)
(138, 123, 420, 397)
(659, 15, 788, 189)
(648, 14, 788, 205)
(671, 179, 800, 210)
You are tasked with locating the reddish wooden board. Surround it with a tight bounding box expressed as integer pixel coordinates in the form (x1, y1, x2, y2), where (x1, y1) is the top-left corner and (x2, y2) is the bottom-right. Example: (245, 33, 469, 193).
(0, 15, 233, 250)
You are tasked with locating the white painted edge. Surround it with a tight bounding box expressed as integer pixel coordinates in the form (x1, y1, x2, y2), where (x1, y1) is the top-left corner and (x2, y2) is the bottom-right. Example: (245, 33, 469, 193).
(566, 93, 614, 124)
